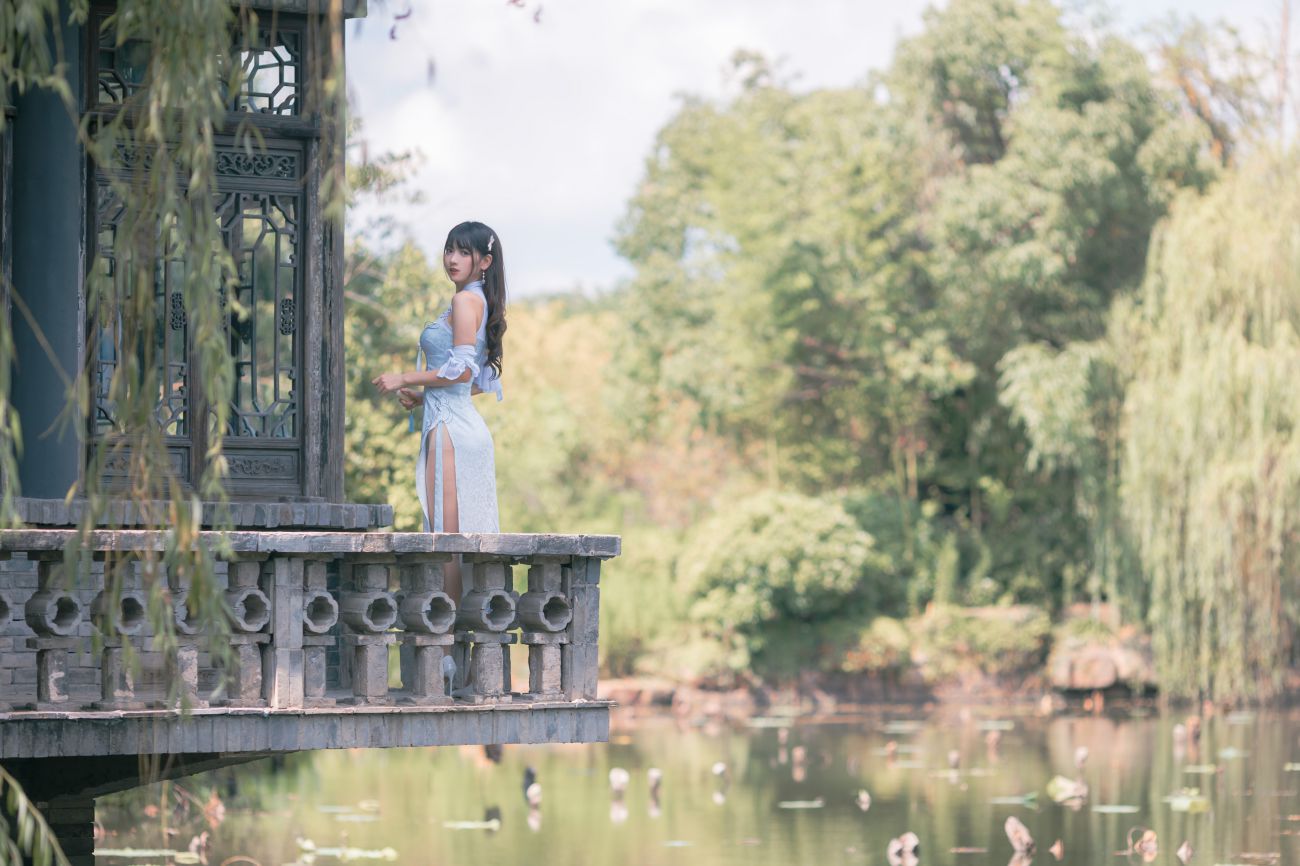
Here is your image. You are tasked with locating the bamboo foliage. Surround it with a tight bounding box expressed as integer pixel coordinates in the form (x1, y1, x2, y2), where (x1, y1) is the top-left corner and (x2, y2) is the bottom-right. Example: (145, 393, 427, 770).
(1122, 151, 1300, 701)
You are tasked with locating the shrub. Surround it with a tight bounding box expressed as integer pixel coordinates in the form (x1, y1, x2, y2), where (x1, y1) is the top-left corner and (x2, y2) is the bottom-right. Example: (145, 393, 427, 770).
(842, 616, 913, 674)
(911, 605, 1051, 680)
(679, 491, 891, 680)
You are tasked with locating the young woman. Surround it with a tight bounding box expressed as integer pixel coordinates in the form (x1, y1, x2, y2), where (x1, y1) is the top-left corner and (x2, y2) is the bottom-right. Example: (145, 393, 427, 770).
(372, 221, 506, 601)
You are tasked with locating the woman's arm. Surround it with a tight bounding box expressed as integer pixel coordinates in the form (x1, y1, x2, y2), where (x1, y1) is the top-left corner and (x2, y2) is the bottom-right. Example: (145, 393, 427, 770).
(372, 292, 485, 394)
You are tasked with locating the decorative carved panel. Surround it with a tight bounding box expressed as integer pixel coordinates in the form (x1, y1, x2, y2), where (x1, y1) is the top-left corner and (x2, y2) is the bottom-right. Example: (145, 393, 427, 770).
(226, 453, 298, 479)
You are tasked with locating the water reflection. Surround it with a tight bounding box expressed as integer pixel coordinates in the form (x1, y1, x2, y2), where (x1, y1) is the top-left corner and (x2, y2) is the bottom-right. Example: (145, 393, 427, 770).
(97, 709, 1300, 866)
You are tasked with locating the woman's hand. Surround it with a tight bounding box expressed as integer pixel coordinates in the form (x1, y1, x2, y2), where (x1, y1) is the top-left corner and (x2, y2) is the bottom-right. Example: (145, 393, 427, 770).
(372, 372, 406, 394)
(397, 387, 421, 410)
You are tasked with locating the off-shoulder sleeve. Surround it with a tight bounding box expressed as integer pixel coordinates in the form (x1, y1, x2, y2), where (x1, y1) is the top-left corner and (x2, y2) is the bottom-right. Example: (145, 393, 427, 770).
(435, 343, 480, 382)
(474, 365, 504, 402)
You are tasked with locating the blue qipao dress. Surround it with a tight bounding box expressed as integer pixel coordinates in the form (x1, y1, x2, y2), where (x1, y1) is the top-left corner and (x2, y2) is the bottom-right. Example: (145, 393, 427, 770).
(413, 280, 503, 532)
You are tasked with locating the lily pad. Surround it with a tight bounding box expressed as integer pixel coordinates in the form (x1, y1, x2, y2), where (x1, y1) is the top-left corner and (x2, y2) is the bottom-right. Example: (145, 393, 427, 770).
(990, 793, 1039, 809)
(1046, 775, 1088, 804)
(1282, 764, 1300, 772)
(882, 720, 925, 734)
(1184, 764, 1219, 774)
(978, 720, 1016, 731)
(97, 849, 202, 864)
(1218, 747, 1250, 760)
(875, 744, 924, 756)
(778, 798, 825, 809)
(1166, 790, 1211, 813)
(297, 846, 398, 861)
(443, 819, 502, 831)
(1092, 804, 1141, 814)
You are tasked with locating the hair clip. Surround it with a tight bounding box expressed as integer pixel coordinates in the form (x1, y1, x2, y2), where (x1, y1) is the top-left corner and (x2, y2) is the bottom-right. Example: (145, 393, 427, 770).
(487, 234, 496, 252)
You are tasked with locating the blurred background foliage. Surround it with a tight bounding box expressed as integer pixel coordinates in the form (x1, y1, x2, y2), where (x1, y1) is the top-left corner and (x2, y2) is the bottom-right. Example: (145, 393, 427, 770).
(344, 0, 1299, 702)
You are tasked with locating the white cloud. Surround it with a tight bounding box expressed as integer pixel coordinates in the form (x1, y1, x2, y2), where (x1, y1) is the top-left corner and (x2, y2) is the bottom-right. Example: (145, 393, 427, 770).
(346, 0, 1294, 297)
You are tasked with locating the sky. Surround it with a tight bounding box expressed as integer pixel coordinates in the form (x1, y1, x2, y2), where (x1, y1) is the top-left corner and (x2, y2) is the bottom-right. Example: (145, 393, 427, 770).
(345, 0, 1296, 297)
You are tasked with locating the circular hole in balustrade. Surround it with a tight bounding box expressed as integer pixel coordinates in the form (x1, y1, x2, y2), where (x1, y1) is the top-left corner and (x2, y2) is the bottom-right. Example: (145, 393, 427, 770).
(485, 592, 515, 631)
(542, 596, 573, 631)
(305, 592, 338, 633)
(53, 595, 82, 633)
(424, 593, 456, 633)
(366, 595, 398, 631)
(237, 591, 271, 632)
(119, 594, 146, 634)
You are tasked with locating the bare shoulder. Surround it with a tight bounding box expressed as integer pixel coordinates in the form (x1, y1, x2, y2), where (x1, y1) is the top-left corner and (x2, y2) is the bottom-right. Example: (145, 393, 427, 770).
(449, 288, 486, 331)
(451, 290, 485, 315)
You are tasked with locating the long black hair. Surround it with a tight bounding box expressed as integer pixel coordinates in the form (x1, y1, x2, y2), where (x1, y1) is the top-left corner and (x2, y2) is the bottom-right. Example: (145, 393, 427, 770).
(444, 221, 507, 377)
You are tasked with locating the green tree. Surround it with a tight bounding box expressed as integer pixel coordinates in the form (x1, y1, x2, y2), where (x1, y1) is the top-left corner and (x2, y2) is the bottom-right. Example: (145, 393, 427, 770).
(888, 0, 1216, 604)
(616, 0, 1219, 610)
(1121, 151, 1300, 702)
(615, 54, 968, 493)
(998, 338, 1135, 614)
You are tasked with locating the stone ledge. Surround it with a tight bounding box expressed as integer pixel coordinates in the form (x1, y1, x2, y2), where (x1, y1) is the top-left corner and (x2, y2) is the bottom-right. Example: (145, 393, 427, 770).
(15, 498, 394, 532)
(0, 698, 612, 722)
(0, 529, 621, 559)
(0, 701, 611, 758)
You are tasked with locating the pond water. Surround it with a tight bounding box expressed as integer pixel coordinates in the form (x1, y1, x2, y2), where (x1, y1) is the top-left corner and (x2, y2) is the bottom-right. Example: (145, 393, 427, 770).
(98, 708, 1300, 866)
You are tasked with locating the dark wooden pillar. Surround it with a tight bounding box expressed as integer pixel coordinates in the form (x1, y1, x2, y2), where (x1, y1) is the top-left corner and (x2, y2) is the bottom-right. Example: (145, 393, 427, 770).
(40, 796, 95, 866)
(10, 11, 85, 500)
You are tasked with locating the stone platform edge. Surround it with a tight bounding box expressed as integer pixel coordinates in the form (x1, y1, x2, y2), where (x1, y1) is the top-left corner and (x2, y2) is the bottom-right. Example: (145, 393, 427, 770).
(0, 700, 613, 758)
(0, 528, 622, 558)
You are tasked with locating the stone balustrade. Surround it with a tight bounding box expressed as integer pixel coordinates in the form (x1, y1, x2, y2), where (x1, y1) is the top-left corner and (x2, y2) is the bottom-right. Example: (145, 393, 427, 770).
(0, 530, 618, 755)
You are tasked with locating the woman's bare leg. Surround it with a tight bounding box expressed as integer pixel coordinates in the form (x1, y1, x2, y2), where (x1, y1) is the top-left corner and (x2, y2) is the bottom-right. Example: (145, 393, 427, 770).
(440, 426, 462, 601)
(424, 426, 462, 601)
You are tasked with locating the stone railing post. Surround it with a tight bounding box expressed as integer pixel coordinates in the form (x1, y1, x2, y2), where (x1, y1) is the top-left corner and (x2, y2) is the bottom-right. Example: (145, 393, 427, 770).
(302, 559, 338, 706)
(167, 562, 203, 708)
(562, 556, 601, 701)
(25, 555, 84, 708)
(519, 558, 572, 701)
(396, 555, 456, 704)
(455, 558, 517, 703)
(90, 557, 148, 710)
(218, 559, 270, 706)
(263, 556, 304, 708)
(341, 560, 397, 704)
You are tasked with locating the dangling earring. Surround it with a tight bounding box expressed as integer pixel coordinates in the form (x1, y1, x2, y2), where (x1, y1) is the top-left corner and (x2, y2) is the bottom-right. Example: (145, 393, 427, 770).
(480, 268, 486, 282)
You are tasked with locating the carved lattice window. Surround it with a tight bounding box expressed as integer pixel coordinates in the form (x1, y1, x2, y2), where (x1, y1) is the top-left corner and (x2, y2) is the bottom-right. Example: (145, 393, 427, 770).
(95, 9, 304, 117)
(217, 188, 300, 439)
(234, 26, 301, 116)
(87, 5, 313, 495)
(91, 184, 192, 441)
